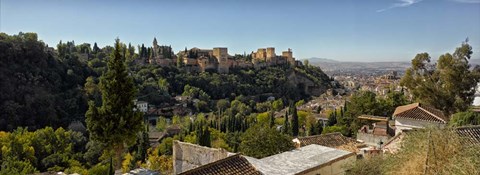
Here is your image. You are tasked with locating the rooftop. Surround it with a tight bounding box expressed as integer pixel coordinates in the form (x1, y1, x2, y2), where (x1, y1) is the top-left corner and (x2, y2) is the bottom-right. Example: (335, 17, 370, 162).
(245, 144, 354, 175)
(180, 154, 262, 175)
(295, 132, 357, 148)
(358, 115, 389, 122)
(455, 125, 480, 145)
(393, 103, 447, 123)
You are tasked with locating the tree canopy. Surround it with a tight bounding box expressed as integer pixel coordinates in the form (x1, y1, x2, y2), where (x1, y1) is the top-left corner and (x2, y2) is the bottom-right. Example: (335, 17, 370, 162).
(0, 32, 92, 131)
(401, 42, 480, 115)
(239, 125, 294, 159)
(85, 39, 143, 169)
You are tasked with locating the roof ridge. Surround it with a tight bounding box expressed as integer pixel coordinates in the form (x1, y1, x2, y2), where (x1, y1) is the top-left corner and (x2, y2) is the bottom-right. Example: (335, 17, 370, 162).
(393, 103, 420, 116)
(455, 125, 480, 129)
(179, 154, 244, 175)
(418, 106, 446, 123)
(297, 132, 344, 140)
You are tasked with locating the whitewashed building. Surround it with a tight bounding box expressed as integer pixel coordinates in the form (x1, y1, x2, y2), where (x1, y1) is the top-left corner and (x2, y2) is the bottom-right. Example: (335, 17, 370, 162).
(393, 103, 448, 135)
(134, 100, 149, 113)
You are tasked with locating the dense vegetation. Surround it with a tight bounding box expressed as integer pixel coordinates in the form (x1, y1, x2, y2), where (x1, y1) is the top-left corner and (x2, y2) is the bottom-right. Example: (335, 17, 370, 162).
(0, 32, 332, 174)
(2, 32, 479, 174)
(0, 33, 93, 131)
(321, 90, 410, 136)
(85, 39, 144, 173)
(400, 41, 480, 115)
(0, 32, 334, 131)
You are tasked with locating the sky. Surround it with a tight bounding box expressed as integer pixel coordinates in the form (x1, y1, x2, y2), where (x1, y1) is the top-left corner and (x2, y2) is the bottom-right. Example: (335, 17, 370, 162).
(1, 0, 480, 62)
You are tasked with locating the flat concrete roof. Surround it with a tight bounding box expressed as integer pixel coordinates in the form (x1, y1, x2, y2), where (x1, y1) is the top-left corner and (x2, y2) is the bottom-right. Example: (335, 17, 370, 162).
(245, 144, 354, 175)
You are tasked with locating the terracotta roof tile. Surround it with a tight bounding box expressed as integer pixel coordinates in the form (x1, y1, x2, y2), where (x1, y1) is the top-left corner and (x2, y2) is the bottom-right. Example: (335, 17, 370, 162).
(296, 132, 358, 152)
(179, 154, 262, 175)
(393, 103, 447, 123)
(456, 125, 480, 145)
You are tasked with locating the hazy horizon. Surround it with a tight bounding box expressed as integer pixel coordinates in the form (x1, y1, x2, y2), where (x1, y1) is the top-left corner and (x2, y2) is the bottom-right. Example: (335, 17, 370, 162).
(2, 0, 480, 62)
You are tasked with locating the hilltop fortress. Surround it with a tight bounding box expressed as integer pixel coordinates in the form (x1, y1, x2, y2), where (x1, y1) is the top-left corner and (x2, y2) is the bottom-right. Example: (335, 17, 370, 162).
(137, 38, 299, 73)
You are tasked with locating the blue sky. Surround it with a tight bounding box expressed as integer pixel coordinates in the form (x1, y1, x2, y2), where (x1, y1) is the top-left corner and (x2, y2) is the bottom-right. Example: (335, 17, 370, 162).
(1, 0, 480, 62)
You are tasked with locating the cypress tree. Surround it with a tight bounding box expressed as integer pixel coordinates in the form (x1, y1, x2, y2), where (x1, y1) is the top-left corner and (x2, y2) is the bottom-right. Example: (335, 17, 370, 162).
(291, 104, 299, 136)
(93, 42, 100, 54)
(283, 110, 289, 135)
(316, 120, 323, 135)
(85, 38, 143, 170)
(308, 123, 316, 136)
(269, 110, 275, 128)
(327, 112, 337, 126)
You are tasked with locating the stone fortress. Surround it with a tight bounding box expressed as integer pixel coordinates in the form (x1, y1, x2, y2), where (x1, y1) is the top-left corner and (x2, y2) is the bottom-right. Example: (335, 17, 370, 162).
(141, 38, 298, 73)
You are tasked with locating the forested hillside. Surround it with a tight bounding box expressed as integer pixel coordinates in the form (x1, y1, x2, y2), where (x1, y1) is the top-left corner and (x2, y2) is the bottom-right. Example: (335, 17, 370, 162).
(0, 33, 93, 131)
(0, 32, 335, 131)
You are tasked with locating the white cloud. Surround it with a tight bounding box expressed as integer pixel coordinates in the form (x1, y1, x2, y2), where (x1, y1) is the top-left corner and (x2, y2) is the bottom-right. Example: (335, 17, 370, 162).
(377, 0, 423, 12)
(449, 0, 480, 3)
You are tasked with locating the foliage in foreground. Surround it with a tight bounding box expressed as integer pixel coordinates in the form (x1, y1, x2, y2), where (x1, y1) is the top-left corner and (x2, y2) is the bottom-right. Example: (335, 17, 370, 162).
(347, 128, 480, 175)
(239, 125, 295, 158)
(0, 127, 87, 174)
(449, 110, 480, 127)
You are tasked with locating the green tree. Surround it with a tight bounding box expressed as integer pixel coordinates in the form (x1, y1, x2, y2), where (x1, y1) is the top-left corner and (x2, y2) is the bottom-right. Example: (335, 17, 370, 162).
(322, 125, 347, 135)
(380, 90, 409, 117)
(85, 39, 143, 171)
(197, 126, 211, 147)
(272, 99, 284, 111)
(216, 99, 230, 115)
(400, 41, 480, 115)
(290, 104, 299, 136)
(158, 78, 169, 93)
(158, 137, 174, 155)
(295, 100, 305, 107)
(156, 117, 168, 132)
(282, 110, 290, 135)
(176, 53, 184, 68)
(315, 120, 323, 135)
(340, 91, 380, 135)
(240, 125, 294, 158)
(449, 111, 480, 127)
(327, 112, 337, 126)
(269, 110, 275, 128)
(92, 42, 100, 54)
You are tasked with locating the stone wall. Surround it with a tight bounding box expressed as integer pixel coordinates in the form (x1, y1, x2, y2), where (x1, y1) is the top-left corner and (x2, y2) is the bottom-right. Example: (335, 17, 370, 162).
(357, 132, 391, 147)
(173, 141, 230, 174)
(266, 47, 276, 60)
(394, 118, 445, 135)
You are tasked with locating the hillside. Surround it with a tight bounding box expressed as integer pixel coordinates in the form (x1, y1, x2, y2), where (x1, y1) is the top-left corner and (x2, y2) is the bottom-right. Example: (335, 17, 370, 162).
(0, 33, 93, 131)
(0, 32, 336, 131)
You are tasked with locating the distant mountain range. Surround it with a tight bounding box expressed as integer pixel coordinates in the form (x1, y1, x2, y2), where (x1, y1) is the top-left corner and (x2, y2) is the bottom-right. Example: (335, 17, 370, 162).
(302, 57, 410, 73)
(303, 57, 339, 63)
(303, 57, 480, 75)
(303, 57, 480, 66)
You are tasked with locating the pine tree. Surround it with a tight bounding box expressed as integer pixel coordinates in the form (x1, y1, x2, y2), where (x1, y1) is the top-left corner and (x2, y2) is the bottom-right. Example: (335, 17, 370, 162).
(85, 38, 143, 170)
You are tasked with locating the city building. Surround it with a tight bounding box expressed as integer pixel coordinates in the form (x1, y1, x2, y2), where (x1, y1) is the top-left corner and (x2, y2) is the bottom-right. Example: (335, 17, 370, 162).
(134, 100, 149, 113)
